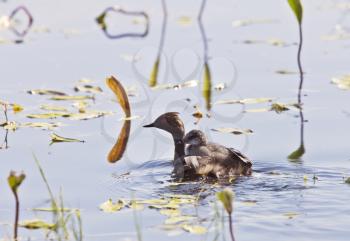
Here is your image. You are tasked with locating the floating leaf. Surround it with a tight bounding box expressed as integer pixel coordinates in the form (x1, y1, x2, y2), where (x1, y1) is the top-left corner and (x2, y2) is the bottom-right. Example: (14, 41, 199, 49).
(12, 104, 23, 113)
(50, 133, 84, 144)
(21, 122, 63, 130)
(232, 18, 276, 27)
(177, 16, 193, 26)
(74, 85, 103, 94)
(68, 111, 112, 121)
(79, 78, 93, 83)
(99, 199, 125, 213)
(27, 89, 67, 96)
(149, 57, 160, 87)
(19, 219, 56, 230)
(169, 197, 195, 205)
(8, 171, 26, 193)
(165, 215, 195, 225)
(40, 104, 67, 112)
(203, 62, 212, 110)
(288, 144, 305, 160)
(211, 127, 253, 135)
(3, 121, 18, 131)
(182, 224, 207, 234)
(331, 75, 350, 90)
(159, 209, 181, 217)
(136, 199, 168, 205)
(216, 188, 234, 214)
(244, 108, 270, 113)
(50, 95, 93, 101)
(276, 69, 299, 75)
(283, 212, 299, 219)
(129, 201, 144, 211)
(27, 112, 68, 119)
(151, 80, 198, 90)
(215, 97, 274, 105)
(149, 201, 179, 210)
(267, 38, 287, 46)
(270, 103, 290, 113)
(72, 101, 89, 110)
(287, 0, 303, 24)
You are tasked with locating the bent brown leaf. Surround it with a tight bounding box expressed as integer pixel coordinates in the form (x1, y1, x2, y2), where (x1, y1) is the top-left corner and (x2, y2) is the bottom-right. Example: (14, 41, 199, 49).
(106, 76, 131, 163)
(106, 76, 131, 117)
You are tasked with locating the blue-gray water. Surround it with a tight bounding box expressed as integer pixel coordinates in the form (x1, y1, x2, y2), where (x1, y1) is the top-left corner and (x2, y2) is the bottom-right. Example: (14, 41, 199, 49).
(1, 0, 350, 240)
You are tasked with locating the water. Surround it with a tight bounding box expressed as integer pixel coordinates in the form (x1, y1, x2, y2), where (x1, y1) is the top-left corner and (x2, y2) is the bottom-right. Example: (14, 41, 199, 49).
(1, 0, 350, 240)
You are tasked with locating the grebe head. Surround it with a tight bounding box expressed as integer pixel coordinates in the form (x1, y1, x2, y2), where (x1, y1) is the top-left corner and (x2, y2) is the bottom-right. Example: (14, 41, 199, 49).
(183, 130, 207, 146)
(143, 112, 185, 140)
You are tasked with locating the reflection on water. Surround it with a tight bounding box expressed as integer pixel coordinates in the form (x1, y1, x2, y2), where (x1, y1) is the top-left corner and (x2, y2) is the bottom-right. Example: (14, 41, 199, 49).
(95, 6, 149, 39)
(9, 6, 33, 38)
(289, 9, 305, 162)
(107, 120, 131, 163)
(198, 0, 212, 111)
(149, 0, 168, 87)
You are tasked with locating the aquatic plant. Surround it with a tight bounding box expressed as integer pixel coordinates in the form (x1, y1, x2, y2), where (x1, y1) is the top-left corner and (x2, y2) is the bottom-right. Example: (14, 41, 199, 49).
(32, 154, 83, 241)
(287, 0, 304, 103)
(198, 0, 212, 111)
(7, 171, 26, 241)
(149, 0, 167, 87)
(216, 188, 235, 241)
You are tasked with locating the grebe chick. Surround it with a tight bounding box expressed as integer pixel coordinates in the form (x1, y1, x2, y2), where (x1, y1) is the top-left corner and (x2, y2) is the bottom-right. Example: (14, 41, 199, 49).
(184, 130, 252, 177)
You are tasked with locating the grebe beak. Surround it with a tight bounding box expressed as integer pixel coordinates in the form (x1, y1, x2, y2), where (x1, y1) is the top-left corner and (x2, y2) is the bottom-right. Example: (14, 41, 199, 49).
(143, 123, 155, 128)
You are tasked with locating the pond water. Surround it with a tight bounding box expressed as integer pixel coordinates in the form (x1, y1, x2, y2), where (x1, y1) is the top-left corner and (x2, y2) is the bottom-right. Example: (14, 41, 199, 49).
(1, 0, 350, 240)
